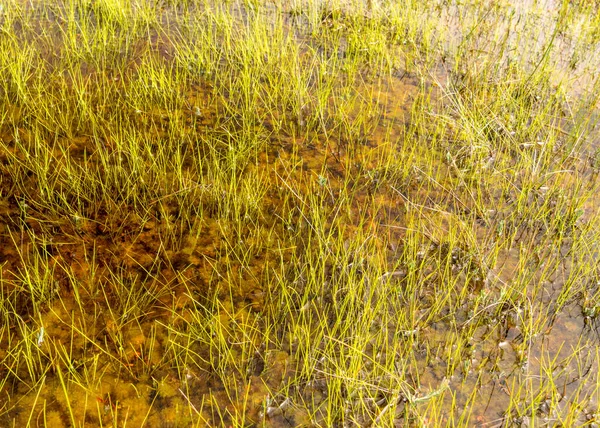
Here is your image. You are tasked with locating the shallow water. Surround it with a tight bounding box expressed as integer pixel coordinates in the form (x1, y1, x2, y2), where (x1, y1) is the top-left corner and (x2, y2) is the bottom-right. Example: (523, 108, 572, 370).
(1, 0, 600, 426)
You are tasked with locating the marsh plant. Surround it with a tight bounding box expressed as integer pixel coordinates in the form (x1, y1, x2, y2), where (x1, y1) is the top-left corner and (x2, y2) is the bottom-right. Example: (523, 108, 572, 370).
(1, 0, 600, 426)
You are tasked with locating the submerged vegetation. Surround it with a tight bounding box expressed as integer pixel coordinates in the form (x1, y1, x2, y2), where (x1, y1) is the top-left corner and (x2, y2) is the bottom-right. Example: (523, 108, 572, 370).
(1, 0, 600, 425)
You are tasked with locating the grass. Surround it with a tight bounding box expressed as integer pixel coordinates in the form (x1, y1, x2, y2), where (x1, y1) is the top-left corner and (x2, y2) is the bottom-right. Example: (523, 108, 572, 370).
(1, 0, 600, 426)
